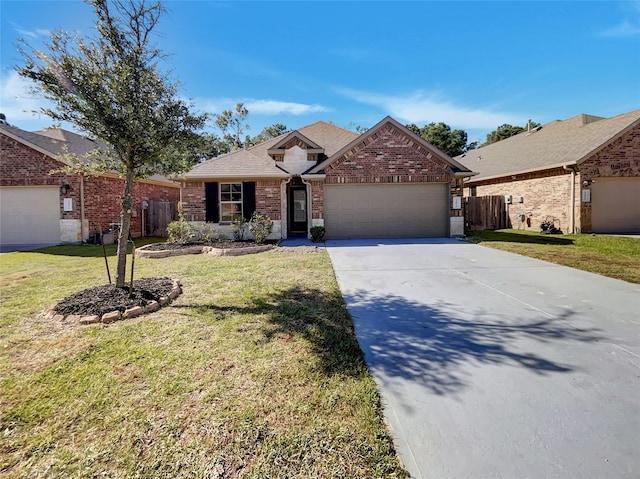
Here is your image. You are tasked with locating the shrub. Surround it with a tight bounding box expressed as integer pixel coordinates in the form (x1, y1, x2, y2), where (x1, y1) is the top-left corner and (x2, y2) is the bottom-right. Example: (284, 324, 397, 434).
(310, 226, 325, 242)
(249, 212, 273, 244)
(194, 223, 217, 242)
(167, 220, 195, 244)
(232, 219, 248, 241)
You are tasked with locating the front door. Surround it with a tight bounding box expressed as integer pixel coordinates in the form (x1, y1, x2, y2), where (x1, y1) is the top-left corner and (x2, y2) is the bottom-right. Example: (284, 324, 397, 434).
(289, 186, 308, 234)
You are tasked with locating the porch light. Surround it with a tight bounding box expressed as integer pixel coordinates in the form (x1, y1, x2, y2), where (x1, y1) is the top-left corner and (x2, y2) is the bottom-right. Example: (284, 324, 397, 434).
(60, 183, 72, 195)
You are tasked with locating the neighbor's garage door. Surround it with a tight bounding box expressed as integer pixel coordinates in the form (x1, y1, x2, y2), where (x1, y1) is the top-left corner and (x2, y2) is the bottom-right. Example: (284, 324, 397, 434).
(0, 186, 60, 246)
(591, 178, 640, 234)
(324, 183, 448, 239)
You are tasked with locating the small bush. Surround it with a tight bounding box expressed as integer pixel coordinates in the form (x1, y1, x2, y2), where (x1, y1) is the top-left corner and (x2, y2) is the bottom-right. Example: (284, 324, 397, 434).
(194, 223, 217, 242)
(310, 226, 325, 242)
(232, 220, 249, 241)
(167, 220, 195, 244)
(249, 212, 273, 244)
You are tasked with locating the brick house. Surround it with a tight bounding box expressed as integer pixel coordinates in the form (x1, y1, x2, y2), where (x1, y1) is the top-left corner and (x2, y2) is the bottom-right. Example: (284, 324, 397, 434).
(456, 109, 640, 234)
(0, 123, 180, 247)
(180, 116, 474, 240)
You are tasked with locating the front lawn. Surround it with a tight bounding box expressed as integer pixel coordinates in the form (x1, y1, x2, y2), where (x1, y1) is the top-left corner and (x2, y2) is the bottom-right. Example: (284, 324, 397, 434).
(469, 229, 640, 284)
(0, 242, 407, 478)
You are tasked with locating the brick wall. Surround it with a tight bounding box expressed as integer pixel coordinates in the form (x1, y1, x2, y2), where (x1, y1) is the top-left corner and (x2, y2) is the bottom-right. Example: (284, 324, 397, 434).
(324, 123, 451, 184)
(578, 125, 640, 232)
(1, 132, 179, 240)
(467, 168, 574, 232)
(83, 176, 179, 236)
(255, 180, 281, 220)
(318, 122, 458, 222)
(181, 181, 206, 221)
(181, 179, 283, 222)
(309, 180, 324, 220)
(464, 123, 640, 233)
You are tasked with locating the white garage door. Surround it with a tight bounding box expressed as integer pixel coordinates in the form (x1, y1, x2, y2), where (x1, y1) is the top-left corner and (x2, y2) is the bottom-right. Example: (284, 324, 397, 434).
(324, 183, 449, 239)
(591, 178, 640, 233)
(0, 186, 61, 246)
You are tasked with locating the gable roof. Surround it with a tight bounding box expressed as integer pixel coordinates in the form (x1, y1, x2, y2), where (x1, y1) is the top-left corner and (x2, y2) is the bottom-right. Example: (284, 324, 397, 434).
(267, 130, 324, 155)
(0, 123, 101, 160)
(0, 123, 177, 185)
(308, 116, 474, 175)
(456, 109, 640, 182)
(185, 121, 360, 179)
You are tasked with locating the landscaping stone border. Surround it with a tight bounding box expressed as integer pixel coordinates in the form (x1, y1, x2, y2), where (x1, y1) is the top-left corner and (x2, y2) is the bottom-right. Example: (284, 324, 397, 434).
(135, 243, 274, 258)
(40, 279, 182, 326)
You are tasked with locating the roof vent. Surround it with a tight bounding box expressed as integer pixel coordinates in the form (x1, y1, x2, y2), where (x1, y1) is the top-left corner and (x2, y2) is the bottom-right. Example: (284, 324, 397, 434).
(0, 113, 7, 125)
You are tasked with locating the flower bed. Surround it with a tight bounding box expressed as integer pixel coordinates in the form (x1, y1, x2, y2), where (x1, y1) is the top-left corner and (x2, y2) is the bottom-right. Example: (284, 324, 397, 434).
(135, 241, 275, 258)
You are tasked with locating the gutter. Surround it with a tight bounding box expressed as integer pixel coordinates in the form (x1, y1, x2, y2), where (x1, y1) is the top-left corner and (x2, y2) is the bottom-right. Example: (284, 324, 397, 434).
(563, 165, 577, 234)
(464, 162, 577, 184)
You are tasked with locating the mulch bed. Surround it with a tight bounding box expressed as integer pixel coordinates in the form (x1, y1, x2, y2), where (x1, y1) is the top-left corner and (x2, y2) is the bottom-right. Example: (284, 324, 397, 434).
(53, 277, 175, 318)
(142, 240, 276, 251)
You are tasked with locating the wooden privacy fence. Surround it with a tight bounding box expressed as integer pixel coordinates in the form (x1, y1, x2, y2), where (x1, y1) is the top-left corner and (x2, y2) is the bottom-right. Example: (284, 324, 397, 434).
(146, 200, 177, 237)
(464, 195, 507, 231)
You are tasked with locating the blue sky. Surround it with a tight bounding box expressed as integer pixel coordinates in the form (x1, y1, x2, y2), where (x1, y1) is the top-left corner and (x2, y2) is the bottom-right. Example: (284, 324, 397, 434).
(1, 0, 639, 145)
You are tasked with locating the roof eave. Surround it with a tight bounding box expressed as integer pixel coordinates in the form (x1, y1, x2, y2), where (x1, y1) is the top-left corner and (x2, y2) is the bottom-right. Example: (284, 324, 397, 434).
(464, 161, 577, 184)
(183, 173, 290, 181)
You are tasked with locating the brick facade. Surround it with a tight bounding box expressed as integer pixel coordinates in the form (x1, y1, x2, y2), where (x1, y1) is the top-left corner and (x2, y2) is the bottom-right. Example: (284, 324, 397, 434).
(255, 180, 282, 220)
(181, 181, 206, 221)
(466, 168, 576, 233)
(181, 179, 283, 222)
(320, 122, 462, 224)
(465, 123, 640, 233)
(179, 119, 470, 239)
(1, 132, 179, 242)
(578, 126, 640, 232)
(324, 123, 451, 184)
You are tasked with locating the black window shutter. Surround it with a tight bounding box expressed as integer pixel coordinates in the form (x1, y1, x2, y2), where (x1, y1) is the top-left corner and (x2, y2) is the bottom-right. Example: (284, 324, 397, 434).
(205, 182, 219, 222)
(242, 181, 256, 220)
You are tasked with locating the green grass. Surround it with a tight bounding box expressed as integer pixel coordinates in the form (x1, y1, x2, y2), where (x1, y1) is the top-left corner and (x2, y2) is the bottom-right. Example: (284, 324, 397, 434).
(469, 229, 640, 284)
(0, 242, 407, 478)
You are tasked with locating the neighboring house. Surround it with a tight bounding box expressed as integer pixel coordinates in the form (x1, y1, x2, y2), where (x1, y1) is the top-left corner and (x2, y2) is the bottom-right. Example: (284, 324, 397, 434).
(180, 116, 474, 240)
(456, 109, 640, 234)
(0, 123, 180, 247)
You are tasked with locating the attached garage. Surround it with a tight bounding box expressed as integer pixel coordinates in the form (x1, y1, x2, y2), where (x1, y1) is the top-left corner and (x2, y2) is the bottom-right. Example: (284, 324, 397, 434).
(324, 183, 449, 239)
(0, 186, 60, 246)
(591, 178, 640, 233)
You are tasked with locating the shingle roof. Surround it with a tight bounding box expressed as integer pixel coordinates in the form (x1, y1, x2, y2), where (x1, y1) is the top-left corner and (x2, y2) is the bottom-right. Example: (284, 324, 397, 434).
(185, 121, 360, 179)
(308, 116, 474, 175)
(456, 109, 640, 182)
(0, 124, 177, 185)
(1, 123, 107, 163)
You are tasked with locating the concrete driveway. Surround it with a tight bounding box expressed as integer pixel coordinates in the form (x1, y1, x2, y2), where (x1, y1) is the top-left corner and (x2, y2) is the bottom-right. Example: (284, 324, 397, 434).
(326, 238, 640, 479)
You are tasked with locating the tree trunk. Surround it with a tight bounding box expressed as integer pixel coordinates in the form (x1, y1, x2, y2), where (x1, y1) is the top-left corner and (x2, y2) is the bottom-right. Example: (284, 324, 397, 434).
(115, 167, 135, 287)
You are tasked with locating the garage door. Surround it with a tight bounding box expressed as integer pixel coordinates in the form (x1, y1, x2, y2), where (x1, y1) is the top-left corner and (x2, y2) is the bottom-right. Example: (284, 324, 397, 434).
(324, 183, 448, 239)
(0, 186, 61, 246)
(591, 178, 640, 233)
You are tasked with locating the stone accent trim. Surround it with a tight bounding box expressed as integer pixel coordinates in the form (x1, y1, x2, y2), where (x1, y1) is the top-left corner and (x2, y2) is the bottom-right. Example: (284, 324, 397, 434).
(135, 243, 274, 258)
(40, 279, 182, 325)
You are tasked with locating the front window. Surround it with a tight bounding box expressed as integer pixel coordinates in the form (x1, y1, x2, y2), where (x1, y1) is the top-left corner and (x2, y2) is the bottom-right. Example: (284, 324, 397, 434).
(220, 183, 243, 222)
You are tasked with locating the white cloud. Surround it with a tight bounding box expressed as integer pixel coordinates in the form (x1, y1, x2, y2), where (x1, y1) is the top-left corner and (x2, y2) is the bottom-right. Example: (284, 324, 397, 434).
(599, 0, 640, 37)
(193, 97, 328, 116)
(15, 28, 51, 39)
(245, 100, 328, 116)
(0, 70, 50, 122)
(337, 87, 522, 130)
(599, 19, 640, 37)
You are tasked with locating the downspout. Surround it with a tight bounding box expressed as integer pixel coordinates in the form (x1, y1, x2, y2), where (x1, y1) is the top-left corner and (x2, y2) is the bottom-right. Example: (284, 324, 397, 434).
(300, 176, 312, 239)
(281, 177, 292, 239)
(80, 176, 86, 243)
(564, 165, 576, 234)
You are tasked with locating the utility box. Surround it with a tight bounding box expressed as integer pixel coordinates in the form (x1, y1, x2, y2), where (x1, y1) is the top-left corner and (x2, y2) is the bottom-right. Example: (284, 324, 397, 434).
(102, 231, 115, 245)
